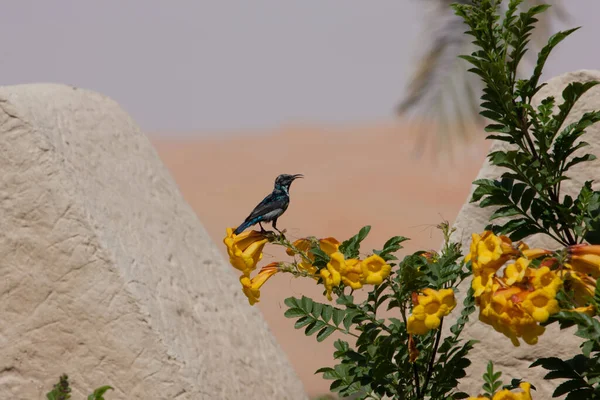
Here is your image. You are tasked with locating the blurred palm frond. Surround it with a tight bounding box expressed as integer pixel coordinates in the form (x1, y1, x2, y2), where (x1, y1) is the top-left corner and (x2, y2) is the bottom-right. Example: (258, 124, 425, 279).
(397, 0, 569, 155)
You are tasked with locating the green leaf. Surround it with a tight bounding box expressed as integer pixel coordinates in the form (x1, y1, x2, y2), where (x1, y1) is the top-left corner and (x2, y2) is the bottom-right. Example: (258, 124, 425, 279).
(294, 316, 314, 329)
(471, 179, 501, 202)
(375, 235, 409, 261)
(311, 302, 323, 319)
(531, 357, 580, 380)
(343, 310, 359, 331)
(564, 154, 597, 171)
(530, 198, 545, 222)
(321, 305, 332, 323)
(520, 188, 535, 212)
(283, 297, 299, 309)
(565, 389, 594, 400)
(481, 361, 503, 397)
(480, 194, 512, 208)
(485, 134, 516, 143)
(284, 307, 306, 319)
(332, 308, 345, 326)
(339, 226, 371, 259)
(316, 326, 337, 342)
(311, 246, 331, 267)
(508, 224, 543, 241)
(485, 124, 510, 133)
(510, 183, 527, 204)
(88, 386, 114, 400)
(47, 375, 71, 400)
(315, 367, 338, 380)
(553, 379, 588, 397)
(529, 28, 581, 96)
(305, 320, 326, 336)
(301, 296, 314, 314)
(490, 205, 521, 220)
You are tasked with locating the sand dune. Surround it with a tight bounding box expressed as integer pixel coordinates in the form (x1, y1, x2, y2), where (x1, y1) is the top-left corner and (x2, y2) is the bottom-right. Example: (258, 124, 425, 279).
(152, 122, 489, 396)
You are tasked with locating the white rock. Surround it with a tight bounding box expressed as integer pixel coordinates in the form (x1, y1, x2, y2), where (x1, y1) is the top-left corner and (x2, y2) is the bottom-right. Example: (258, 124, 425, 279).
(0, 84, 306, 399)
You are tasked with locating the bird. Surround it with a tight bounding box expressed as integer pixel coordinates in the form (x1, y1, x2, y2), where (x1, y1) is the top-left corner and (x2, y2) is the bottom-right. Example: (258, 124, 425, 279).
(234, 173, 304, 235)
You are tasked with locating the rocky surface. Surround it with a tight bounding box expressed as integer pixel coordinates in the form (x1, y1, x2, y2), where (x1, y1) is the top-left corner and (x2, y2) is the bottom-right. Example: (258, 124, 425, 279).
(0, 83, 306, 399)
(450, 70, 600, 398)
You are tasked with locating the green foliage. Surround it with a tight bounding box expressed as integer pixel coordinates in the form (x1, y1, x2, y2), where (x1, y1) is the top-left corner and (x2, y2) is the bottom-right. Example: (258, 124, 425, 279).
(46, 375, 113, 400)
(339, 225, 372, 259)
(532, 279, 600, 398)
(531, 356, 596, 399)
(430, 288, 477, 400)
(284, 223, 474, 399)
(468, 362, 537, 398)
(482, 361, 503, 397)
(47, 375, 71, 400)
(373, 235, 410, 262)
(87, 386, 114, 400)
(454, 0, 600, 247)
(281, 1, 600, 399)
(284, 296, 353, 342)
(453, 1, 600, 399)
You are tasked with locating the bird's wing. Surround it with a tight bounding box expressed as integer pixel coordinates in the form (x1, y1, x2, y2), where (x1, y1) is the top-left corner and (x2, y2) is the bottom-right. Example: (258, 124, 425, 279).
(244, 193, 288, 222)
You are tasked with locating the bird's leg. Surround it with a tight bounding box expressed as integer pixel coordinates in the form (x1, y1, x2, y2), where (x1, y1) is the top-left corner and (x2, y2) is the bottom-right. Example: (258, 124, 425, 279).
(258, 222, 268, 234)
(272, 218, 284, 237)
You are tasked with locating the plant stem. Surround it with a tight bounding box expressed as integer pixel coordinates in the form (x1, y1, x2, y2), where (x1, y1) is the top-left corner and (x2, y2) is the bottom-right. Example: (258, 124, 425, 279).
(421, 318, 444, 397)
(547, 190, 577, 245)
(336, 324, 360, 339)
(365, 313, 393, 335)
(396, 297, 418, 398)
(521, 113, 538, 161)
(413, 363, 421, 399)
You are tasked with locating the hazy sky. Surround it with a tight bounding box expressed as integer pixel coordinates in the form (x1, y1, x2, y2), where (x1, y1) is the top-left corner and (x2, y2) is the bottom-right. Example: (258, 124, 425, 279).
(1, 1, 598, 136)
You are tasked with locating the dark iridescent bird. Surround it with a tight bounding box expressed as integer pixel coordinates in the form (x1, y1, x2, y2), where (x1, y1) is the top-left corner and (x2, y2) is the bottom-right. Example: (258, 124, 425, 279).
(234, 174, 303, 235)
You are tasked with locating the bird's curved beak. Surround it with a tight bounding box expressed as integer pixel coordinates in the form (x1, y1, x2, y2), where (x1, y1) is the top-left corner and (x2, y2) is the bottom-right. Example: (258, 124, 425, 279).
(292, 174, 304, 180)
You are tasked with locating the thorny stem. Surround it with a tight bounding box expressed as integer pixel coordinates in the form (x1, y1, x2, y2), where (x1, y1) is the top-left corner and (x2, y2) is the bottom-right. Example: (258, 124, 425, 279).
(421, 318, 444, 398)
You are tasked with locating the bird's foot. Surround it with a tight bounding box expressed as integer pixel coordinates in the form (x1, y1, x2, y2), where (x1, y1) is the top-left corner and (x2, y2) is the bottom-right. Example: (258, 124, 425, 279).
(274, 228, 287, 239)
(260, 229, 279, 241)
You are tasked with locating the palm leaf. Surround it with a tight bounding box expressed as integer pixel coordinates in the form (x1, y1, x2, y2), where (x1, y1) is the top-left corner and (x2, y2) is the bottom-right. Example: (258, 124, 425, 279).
(397, 0, 568, 154)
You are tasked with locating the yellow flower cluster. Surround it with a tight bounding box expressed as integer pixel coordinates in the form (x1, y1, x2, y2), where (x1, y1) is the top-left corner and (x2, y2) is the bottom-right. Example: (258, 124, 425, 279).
(224, 227, 269, 276)
(468, 382, 532, 400)
(407, 288, 457, 335)
(285, 237, 340, 276)
(223, 229, 393, 304)
(224, 228, 278, 305)
(288, 237, 392, 300)
(467, 231, 600, 346)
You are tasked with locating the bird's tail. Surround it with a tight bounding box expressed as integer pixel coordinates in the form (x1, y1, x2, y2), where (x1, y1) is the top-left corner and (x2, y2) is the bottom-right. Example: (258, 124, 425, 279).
(234, 218, 260, 235)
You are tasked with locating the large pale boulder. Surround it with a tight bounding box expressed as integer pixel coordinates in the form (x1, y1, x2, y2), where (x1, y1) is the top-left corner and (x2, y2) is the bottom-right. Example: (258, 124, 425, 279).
(450, 70, 600, 397)
(0, 84, 306, 399)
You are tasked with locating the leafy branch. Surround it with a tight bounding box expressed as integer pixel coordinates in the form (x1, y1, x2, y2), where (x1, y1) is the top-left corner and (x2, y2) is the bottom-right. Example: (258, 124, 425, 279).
(454, 0, 600, 246)
(46, 375, 113, 400)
